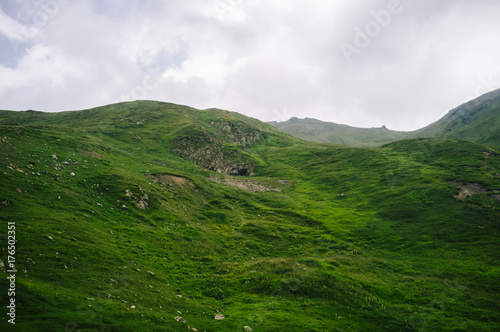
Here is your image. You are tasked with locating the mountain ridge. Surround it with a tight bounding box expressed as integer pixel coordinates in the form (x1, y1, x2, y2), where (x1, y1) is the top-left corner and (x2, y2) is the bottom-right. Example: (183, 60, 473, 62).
(269, 89, 500, 147)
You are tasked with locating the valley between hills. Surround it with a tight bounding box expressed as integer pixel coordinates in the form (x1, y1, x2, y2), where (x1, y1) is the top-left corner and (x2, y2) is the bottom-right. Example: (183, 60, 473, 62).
(0, 91, 499, 331)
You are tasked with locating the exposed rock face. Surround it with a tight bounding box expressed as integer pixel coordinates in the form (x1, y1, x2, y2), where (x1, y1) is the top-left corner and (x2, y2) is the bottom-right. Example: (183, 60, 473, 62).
(170, 120, 262, 176)
(125, 187, 150, 209)
(455, 182, 487, 199)
(453, 182, 500, 200)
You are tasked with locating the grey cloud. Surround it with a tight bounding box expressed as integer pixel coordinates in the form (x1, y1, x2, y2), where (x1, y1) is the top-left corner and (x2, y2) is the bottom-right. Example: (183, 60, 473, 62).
(1, 0, 499, 130)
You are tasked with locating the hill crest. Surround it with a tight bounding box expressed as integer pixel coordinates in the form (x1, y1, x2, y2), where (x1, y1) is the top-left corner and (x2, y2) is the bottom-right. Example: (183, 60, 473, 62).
(269, 89, 500, 147)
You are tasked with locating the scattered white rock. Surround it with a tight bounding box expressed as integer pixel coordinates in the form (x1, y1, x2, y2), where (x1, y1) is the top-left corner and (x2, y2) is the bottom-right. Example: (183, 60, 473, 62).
(47, 236, 53, 240)
(174, 316, 186, 323)
(147, 270, 155, 276)
(51, 154, 57, 160)
(131, 305, 136, 309)
(70, 172, 75, 176)
(244, 326, 253, 332)
(214, 314, 225, 320)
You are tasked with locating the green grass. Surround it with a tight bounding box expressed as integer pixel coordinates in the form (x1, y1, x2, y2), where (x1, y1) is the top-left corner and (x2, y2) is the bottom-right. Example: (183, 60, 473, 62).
(269, 117, 410, 147)
(270, 89, 500, 148)
(0, 101, 499, 331)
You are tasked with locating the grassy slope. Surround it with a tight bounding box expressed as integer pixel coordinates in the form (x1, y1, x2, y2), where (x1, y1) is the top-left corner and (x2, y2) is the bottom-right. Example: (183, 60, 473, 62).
(269, 89, 500, 148)
(414, 89, 500, 148)
(269, 117, 409, 147)
(0, 101, 499, 331)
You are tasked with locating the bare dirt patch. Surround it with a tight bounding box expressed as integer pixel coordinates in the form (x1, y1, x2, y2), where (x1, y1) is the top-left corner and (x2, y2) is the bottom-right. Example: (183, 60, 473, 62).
(148, 173, 194, 187)
(84, 150, 102, 159)
(152, 160, 168, 166)
(454, 182, 488, 199)
(208, 176, 285, 193)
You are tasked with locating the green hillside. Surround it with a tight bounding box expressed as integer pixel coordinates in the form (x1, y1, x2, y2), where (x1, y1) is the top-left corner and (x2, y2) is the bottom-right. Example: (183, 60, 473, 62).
(268, 117, 408, 147)
(270, 89, 500, 148)
(414, 89, 500, 147)
(1, 101, 499, 331)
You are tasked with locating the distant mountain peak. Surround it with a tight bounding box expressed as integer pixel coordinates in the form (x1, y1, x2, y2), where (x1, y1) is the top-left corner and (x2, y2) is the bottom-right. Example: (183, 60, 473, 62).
(268, 90, 500, 147)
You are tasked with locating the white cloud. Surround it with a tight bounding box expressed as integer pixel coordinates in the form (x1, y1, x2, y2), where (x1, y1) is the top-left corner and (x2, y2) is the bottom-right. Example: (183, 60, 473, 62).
(1, 0, 499, 130)
(0, 6, 29, 42)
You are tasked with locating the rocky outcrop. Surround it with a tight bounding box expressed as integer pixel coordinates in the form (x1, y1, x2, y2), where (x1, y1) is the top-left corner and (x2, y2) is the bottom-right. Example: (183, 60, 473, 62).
(453, 182, 500, 200)
(214, 120, 261, 147)
(170, 120, 262, 176)
(125, 187, 150, 209)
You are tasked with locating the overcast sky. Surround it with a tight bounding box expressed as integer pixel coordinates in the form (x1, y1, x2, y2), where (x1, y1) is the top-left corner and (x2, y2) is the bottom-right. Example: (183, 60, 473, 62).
(1, 0, 499, 130)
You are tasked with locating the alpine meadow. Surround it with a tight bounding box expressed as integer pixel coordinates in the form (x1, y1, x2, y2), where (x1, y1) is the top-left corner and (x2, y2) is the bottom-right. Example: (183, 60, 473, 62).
(1, 90, 499, 331)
